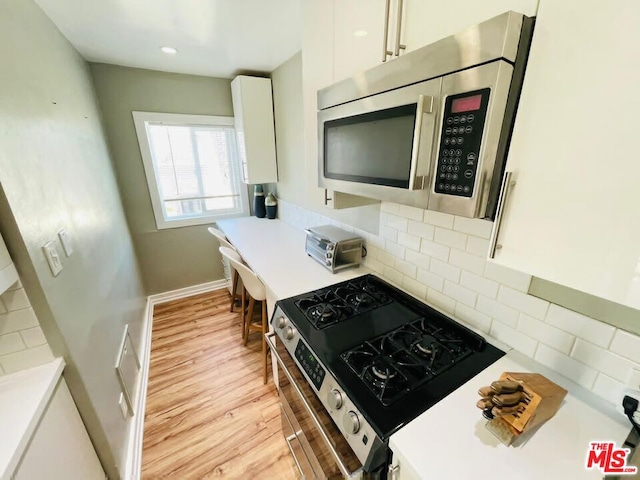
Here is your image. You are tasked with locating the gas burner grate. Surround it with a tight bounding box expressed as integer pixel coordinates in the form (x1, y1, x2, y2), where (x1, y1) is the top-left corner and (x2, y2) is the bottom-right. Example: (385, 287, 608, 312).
(341, 318, 473, 405)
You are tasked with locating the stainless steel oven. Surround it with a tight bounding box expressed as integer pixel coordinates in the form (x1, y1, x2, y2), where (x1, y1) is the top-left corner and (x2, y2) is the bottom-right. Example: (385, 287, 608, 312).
(317, 11, 534, 219)
(266, 332, 366, 479)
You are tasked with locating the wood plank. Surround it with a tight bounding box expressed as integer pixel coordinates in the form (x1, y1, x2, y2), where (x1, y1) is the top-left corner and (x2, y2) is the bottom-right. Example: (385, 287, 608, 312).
(142, 289, 298, 479)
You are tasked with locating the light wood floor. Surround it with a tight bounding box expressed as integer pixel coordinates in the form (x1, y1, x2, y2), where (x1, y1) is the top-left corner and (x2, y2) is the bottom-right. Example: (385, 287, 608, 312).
(141, 289, 298, 479)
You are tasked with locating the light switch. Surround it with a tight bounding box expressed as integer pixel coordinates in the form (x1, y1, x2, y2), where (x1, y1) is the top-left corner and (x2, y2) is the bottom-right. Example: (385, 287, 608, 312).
(42, 241, 63, 277)
(57, 229, 73, 256)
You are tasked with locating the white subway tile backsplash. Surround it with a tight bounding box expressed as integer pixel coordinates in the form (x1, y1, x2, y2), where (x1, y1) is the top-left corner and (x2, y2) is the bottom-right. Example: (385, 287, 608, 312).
(466, 236, 490, 257)
(453, 217, 494, 239)
(609, 330, 640, 364)
(19, 327, 47, 348)
(592, 374, 626, 406)
(423, 210, 454, 229)
(517, 314, 575, 355)
(419, 240, 450, 262)
(484, 262, 532, 292)
(402, 276, 427, 299)
(1, 288, 30, 311)
(417, 268, 444, 292)
(380, 225, 398, 242)
(0, 344, 54, 374)
(571, 338, 640, 384)
(383, 266, 403, 286)
(386, 214, 408, 232)
(449, 250, 486, 275)
(426, 289, 456, 314)
(460, 271, 499, 299)
(0, 333, 25, 355)
(497, 286, 549, 320)
(430, 259, 460, 283)
(434, 228, 467, 250)
(405, 250, 431, 271)
(407, 220, 435, 240)
(534, 344, 598, 390)
(0, 301, 6, 315)
(546, 305, 616, 349)
(363, 257, 384, 274)
(385, 241, 405, 260)
(476, 296, 519, 328)
(398, 205, 424, 221)
(381, 202, 400, 215)
(0, 308, 39, 335)
(365, 233, 385, 250)
(377, 250, 396, 268)
(394, 258, 417, 279)
(455, 303, 491, 333)
(490, 321, 538, 357)
(397, 232, 421, 252)
(444, 281, 476, 308)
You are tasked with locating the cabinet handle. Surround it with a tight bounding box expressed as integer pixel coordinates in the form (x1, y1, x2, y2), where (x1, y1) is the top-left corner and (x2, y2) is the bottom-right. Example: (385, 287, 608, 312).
(323, 189, 333, 206)
(394, 0, 407, 56)
(488, 171, 516, 259)
(382, 0, 393, 62)
(388, 464, 400, 480)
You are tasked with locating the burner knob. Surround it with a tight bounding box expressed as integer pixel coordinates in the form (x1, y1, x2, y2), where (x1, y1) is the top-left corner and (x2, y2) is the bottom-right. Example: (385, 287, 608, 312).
(285, 326, 296, 340)
(276, 316, 286, 329)
(343, 411, 361, 435)
(328, 389, 344, 410)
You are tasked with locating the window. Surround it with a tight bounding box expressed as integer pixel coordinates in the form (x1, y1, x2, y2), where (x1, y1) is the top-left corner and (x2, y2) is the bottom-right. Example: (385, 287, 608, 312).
(133, 112, 249, 229)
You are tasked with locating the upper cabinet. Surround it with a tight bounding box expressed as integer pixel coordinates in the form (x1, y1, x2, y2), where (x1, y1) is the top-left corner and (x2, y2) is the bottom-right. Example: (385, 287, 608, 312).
(0, 232, 18, 295)
(490, 0, 640, 310)
(231, 76, 278, 184)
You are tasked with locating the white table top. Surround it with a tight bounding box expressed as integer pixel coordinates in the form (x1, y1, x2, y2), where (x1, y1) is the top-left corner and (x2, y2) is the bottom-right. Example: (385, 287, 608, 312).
(390, 349, 632, 479)
(0, 358, 65, 479)
(217, 217, 368, 299)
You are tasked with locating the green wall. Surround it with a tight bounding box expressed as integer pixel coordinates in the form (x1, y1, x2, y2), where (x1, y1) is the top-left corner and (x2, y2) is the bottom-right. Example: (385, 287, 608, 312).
(0, 1, 146, 477)
(89, 64, 234, 294)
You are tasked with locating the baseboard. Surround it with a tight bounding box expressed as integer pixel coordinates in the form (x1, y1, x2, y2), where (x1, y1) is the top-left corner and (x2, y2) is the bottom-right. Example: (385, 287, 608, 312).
(147, 279, 227, 305)
(121, 280, 228, 479)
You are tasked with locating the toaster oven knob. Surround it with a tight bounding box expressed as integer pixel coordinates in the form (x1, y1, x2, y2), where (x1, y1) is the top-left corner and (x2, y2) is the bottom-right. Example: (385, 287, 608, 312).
(328, 389, 344, 410)
(285, 326, 296, 340)
(344, 411, 361, 435)
(276, 316, 286, 329)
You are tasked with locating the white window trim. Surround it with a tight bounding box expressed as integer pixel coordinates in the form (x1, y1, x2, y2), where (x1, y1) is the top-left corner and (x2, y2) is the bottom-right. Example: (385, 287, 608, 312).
(132, 111, 250, 229)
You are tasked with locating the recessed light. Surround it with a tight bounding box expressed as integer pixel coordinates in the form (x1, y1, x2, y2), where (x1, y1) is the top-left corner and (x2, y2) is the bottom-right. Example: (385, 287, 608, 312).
(160, 46, 177, 55)
(353, 30, 368, 37)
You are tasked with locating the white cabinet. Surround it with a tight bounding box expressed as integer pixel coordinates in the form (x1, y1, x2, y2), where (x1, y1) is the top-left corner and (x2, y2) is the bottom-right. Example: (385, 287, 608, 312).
(231, 76, 278, 184)
(14, 379, 104, 480)
(0, 232, 18, 295)
(490, 0, 640, 310)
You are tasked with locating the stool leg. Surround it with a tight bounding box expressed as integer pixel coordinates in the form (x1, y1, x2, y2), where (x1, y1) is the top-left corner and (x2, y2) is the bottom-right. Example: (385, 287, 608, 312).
(262, 300, 268, 384)
(241, 286, 247, 342)
(244, 296, 255, 347)
(230, 270, 239, 312)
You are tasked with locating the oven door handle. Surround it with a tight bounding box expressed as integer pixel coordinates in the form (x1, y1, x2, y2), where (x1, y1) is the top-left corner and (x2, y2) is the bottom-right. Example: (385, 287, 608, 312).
(265, 332, 363, 479)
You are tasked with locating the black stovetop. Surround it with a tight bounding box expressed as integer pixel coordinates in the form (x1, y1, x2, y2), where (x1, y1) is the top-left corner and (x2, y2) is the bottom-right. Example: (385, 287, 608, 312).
(277, 274, 504, 440)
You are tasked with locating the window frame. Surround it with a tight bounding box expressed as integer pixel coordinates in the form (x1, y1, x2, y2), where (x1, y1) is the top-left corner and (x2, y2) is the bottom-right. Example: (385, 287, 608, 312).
(132, 111, 250, 229)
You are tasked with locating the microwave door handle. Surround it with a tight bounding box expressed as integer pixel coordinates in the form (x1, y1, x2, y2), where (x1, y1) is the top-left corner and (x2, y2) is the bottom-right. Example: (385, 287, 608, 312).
(408, 95, 435, 190)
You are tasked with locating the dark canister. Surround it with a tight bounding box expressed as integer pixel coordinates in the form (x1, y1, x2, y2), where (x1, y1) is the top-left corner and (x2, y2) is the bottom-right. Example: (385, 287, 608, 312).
(253, 184, 266, 218)
(265, 193, 277, 219)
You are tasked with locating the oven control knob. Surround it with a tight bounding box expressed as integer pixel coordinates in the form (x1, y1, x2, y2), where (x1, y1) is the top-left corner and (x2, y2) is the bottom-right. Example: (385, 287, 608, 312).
(328, 389, 344, 410)
(343, 411, 361, 434)
(276, 316, 286, 329)
(285, 326, 296, 340)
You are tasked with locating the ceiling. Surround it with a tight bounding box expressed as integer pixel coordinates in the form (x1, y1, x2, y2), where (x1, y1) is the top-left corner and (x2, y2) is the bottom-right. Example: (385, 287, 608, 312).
(35, 0, 302, 78)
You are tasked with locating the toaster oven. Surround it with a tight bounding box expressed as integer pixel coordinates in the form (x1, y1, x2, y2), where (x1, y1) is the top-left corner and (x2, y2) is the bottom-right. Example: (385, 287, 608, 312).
(305, 225, 363, 273)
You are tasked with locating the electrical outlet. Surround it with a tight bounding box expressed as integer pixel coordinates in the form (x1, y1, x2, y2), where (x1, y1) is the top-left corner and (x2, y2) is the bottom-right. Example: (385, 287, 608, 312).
(57, 229, 74, 257)
(42, 241, 62, 276)
(118, 392, 129, 420)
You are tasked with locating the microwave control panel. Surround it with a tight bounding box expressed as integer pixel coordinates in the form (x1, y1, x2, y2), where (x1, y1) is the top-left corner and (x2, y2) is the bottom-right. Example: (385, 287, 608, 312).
(435, 88, 490, 198)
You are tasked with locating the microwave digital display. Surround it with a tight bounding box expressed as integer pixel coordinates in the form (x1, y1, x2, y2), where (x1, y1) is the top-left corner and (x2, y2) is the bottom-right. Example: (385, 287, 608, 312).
(451, 95, 482, 113)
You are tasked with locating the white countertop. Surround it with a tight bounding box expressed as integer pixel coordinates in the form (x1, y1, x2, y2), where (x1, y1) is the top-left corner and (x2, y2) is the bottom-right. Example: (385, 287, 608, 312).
(390, 349, 632, 479)
(217, 217, 368, 299)
(0, 358, 65, 480)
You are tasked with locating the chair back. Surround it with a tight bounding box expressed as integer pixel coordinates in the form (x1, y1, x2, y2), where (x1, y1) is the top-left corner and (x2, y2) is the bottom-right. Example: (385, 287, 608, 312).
(208, 227, 234, 250)
(219, 247, 266, 301)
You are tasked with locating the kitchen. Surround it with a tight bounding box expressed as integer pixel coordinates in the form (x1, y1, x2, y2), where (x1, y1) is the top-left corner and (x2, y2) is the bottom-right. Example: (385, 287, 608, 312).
(0, 0, 639, 479)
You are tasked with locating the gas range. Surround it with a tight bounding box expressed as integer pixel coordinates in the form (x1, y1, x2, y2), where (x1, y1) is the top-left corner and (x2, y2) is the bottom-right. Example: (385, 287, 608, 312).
(271, 274, 504, 473)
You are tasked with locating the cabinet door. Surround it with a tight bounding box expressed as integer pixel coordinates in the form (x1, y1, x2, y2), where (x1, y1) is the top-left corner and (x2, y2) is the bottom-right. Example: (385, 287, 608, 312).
(333, 0, 387, 82)
(491, 0, 640, 309)
(401, 0, 539, 55)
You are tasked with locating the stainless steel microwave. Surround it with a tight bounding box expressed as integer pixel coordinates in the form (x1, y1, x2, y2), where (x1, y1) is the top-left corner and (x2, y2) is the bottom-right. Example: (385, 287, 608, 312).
(317, 11, 534, 219)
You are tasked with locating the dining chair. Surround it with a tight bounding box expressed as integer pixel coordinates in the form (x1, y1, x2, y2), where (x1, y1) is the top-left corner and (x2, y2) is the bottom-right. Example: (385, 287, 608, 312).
(219, 246, 269, 384)
(207, 227, 242, 313)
